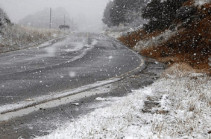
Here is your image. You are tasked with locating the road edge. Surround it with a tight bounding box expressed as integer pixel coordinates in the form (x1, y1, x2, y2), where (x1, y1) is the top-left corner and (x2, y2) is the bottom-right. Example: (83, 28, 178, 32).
(0, 41, 145, 122)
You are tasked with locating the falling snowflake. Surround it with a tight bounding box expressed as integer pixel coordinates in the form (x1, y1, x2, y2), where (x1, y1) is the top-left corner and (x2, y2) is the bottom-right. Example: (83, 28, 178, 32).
(69, 71, 76, 78)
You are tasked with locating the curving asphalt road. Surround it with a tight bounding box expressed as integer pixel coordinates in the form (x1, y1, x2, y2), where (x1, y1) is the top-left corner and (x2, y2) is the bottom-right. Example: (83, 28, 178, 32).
(0, 33, 143, 107)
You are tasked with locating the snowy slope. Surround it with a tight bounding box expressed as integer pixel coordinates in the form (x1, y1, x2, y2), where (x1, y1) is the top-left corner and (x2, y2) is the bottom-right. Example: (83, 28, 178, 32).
(36, 72, 211, 139)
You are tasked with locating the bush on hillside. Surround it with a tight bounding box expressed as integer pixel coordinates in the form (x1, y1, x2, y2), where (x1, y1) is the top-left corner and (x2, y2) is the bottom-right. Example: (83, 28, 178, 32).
(142, 0, 188, 32)
(141, 3, 211, 73)
(118, 1, 211, 74)
(103, 0, 147, 27)
(102, 1, 114, 27)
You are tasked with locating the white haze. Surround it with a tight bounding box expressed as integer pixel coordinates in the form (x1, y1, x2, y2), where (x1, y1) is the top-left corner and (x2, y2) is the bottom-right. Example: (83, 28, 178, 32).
(0, 0, 110, 32)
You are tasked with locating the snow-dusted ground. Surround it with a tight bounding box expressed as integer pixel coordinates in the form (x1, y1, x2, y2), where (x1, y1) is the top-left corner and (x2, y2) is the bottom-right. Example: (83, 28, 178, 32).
(103, 26, 142, 39)
(0, 25, 64, 53)
(0, 78, 120, 121)
(134, 29, 177, 52)
(36, 72, 211, 139)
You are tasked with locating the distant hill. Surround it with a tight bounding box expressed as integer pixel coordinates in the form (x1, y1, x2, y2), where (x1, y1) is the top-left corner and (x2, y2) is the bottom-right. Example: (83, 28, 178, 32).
(19, 7, 77, 30)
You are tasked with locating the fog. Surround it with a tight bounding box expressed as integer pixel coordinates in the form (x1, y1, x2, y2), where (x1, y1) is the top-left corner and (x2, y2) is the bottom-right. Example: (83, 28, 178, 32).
(0, 0, 110, 32)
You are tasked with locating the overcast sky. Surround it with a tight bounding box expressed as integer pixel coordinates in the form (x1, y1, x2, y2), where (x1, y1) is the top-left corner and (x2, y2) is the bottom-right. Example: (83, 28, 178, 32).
(0, 0, 110, 32)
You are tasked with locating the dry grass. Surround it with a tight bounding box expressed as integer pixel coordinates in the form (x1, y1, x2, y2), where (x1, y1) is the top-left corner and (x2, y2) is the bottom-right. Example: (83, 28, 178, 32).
(118, 29, 145, 48)
(161, 62, 199, 78)
(151, 76, 211, 138)
(141, 45, 210, 74)
(0, 25, 64, 53)
(183, 0, 195, 6)
(118, 29, 163, 48)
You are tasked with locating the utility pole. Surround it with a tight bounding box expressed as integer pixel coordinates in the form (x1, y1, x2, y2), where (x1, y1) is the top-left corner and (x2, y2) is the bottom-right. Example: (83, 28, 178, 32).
(50, 8, 52, 29)
(64, 15, 66, 26)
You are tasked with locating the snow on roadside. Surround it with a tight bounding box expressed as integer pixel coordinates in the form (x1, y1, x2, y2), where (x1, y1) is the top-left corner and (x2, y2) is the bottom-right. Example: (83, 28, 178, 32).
(104, 26, 142, 39)
(134, 29, 177, 52)
(37, 74, 211, 139)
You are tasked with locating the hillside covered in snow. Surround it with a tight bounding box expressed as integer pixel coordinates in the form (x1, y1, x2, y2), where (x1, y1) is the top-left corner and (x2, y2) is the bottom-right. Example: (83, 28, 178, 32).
(0, 7, 64, 53)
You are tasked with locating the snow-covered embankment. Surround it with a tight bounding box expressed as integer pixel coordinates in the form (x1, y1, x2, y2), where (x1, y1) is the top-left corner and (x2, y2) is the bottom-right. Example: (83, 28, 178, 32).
(37, 66, 211, 138)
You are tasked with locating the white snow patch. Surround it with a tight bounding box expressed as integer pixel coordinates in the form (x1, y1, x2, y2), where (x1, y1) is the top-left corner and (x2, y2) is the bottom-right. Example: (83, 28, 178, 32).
(0, 78, 120, 121)
(37, 74, 211, 139)
(104, 26, 142, 39)
(52, 34, 58, 38)
(91, 39, 98, 46)
(95, 97, 108, 101)
(134, 29, 177, 52)
(95, 97, 121, 101)
(194, 0, 211, 6)
(71, 103, 80, 106)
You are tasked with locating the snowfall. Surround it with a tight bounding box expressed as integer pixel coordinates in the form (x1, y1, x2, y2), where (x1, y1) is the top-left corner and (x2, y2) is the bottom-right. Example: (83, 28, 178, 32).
(2, 0, 209, 138)
(36, 68, 211, 139)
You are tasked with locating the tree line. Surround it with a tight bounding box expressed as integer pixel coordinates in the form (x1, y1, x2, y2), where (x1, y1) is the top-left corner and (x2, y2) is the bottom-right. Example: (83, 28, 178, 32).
(103, 0, 189, 32)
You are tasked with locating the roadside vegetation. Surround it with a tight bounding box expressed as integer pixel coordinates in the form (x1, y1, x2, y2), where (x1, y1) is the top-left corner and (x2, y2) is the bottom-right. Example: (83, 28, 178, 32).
(117, 0, 211, 74)
(0, 25, 64, 53)
(102, 0, 147, 27)
(38, 68, 211, 139)
(0, 7, 64, 53)
(79, 0, 211, 138)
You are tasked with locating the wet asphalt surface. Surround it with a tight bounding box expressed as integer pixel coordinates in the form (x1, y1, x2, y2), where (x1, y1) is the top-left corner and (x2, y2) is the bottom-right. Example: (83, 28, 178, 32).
(0, 33, 141, 106)
(0, 58, 165, 139)
(0, 33, 166, 139)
